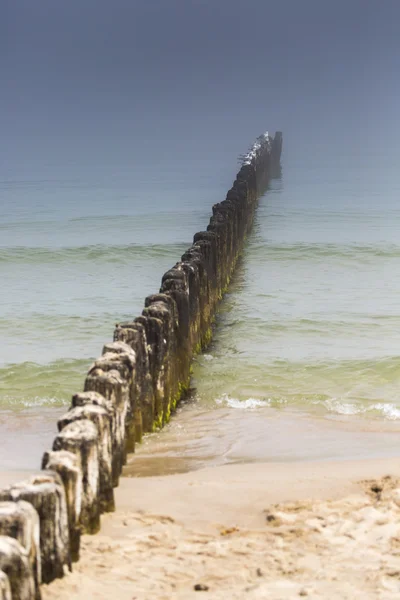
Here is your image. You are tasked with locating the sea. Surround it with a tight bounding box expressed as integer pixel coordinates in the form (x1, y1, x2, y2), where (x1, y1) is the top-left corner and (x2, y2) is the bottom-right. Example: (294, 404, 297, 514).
(2, 137, 400, 472)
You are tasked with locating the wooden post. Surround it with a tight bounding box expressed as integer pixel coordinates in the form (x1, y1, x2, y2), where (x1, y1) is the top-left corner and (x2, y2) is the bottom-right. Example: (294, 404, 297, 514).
(41, 450, 82, 563)
(58, 405, 114, 513)
(52, 420, 101, 535)
(0, 536, 35, 600)
(0, 472, 70, 585)
(0, 570, 11, 600)
(0, 501, 41, 599)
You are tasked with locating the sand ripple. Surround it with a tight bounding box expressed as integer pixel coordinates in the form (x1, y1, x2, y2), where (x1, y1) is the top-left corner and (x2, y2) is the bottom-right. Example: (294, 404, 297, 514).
(42, 475, 400, 599)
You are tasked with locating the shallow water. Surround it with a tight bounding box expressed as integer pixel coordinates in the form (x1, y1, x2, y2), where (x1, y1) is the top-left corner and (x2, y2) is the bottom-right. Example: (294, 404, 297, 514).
(125, 403, 400, 478)
(1, 145, 400, 470)
(192, 157, 400, 422)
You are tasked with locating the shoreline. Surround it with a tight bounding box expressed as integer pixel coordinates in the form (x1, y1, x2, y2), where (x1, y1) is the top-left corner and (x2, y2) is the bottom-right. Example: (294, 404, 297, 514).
(124, 403, 400, 477)
(2, 399, 399, 598)
(41, 456, 400, 599)
(1, 403, 400, 475)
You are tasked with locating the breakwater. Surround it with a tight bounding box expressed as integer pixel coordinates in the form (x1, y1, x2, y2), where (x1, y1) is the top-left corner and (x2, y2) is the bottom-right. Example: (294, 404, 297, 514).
(0, 131, 282, 598)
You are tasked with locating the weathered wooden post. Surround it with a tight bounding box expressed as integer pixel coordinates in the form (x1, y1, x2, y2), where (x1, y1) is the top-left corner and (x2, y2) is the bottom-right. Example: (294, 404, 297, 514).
(101, 342, 137, 453)
(52, 419, 101, 535)
(57, 404, 114, 513)
(0, 570, 11, 600)
(0, 537, 34, 600)
(41, 450, 82, 562)
(71, 391, 119, 486)
(84, 360, 129, 480)
(0, 472, 70, 585)
(113, 321, 153, 435)
(0, 501, 41, 599)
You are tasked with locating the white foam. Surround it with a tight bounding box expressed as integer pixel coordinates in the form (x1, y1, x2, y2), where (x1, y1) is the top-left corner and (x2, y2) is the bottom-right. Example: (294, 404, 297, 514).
(321, 398, 400, 420)
(322, 399, 361, 416)
(202, 354, 214, 361)
(369, 403, 400, 420)
(216, 394, 269, 410)
(10, 396, 67, 408)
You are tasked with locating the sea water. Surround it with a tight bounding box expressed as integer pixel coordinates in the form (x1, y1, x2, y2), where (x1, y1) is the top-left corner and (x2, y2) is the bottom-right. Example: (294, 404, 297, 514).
(0, 159, 228, 407)
(193, 150, 400, 422)
(1, 142, 400, 470)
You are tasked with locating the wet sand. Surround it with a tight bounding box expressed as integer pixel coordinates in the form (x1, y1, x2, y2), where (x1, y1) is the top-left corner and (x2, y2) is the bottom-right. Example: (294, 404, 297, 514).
(0, 406, 65, 471)
(125, 402, 400, 477)
(2, 403, 400, 475)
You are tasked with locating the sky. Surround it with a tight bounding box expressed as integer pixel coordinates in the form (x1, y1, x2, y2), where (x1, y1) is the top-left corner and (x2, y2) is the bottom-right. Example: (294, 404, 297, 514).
(1, 0, 400, 173)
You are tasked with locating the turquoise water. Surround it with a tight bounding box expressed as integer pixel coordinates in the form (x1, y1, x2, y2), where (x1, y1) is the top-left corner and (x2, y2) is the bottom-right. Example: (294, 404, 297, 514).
(2, 147, 400, 425)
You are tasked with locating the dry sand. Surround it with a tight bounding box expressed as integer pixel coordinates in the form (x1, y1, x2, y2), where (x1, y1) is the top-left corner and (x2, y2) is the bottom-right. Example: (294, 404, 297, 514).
(40, 458, 400, 600)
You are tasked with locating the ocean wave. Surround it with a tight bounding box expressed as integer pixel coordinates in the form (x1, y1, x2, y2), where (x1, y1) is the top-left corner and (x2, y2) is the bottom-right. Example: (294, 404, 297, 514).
(317, 398, 400, 420)
(201, 354, 214, 362)
(215, 394, 269, 409)
(0, 242, 188, 265)
(195, 354, 400, 423)
(0, 312, 129, 332)
(0, 358, 90, 408)
(370, 403, 400, 420)
(214, 315, 400, 338)
(4, 396, 68, 409)
(214, 393, 400, 420)
(249, 241, 400, 261)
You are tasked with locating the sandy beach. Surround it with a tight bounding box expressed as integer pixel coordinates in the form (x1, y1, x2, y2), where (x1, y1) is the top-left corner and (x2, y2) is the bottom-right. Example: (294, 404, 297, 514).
(1, 405, 399, 598)
(36, 456, 400, 600)
(1, 408, 400, 598)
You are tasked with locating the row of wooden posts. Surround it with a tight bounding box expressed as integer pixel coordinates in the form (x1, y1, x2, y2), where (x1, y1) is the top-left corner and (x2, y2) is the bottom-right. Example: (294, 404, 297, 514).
(0, 132, 282, 600)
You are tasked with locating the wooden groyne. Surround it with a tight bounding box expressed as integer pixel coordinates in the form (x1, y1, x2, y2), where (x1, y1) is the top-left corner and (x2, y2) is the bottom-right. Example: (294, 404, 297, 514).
(0, 131, 282, 598)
